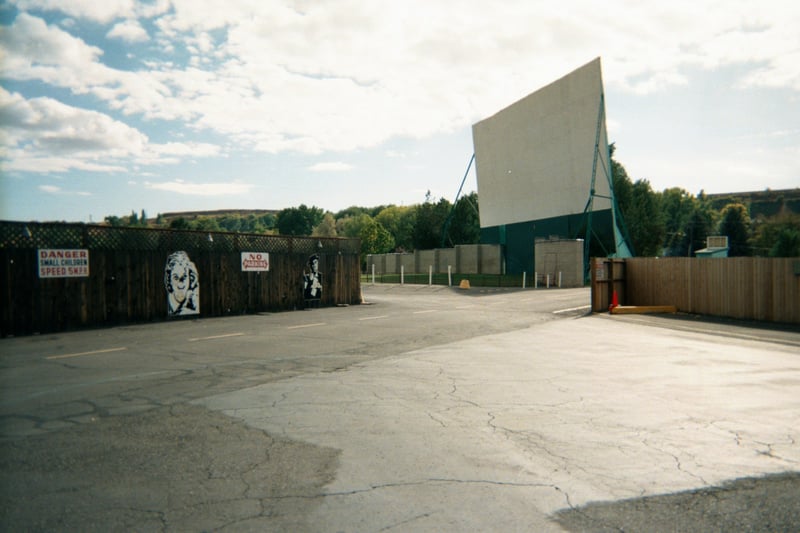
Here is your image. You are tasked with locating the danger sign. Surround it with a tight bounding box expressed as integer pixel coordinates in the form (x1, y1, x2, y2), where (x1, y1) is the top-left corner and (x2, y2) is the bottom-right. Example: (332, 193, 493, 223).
(38, 249, 90, 278)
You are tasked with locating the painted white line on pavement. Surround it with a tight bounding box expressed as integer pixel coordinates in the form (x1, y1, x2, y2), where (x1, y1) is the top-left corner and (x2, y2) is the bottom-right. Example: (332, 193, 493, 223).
(188, 333, 245, 342)
(413, 310, 438, 315)
(287, 323, 327, 329)
(46, 347, 128, 360)
(358, 315, 389, 321)
(553, 305, 591, 314)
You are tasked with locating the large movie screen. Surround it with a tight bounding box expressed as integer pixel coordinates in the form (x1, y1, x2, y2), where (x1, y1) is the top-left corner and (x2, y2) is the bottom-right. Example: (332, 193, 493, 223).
(472, 58, 612, 228)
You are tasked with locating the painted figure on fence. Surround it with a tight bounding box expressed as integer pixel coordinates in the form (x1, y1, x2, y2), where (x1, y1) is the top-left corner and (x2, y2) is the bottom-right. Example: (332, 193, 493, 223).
(303, 254, 322, 301)
(164, 251, 199, 316)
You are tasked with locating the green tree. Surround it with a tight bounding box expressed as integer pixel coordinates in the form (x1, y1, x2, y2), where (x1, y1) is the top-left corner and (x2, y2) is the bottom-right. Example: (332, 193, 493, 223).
(658, 189, 718, 256)
(193, 216, 221, 231)
(680, 204, 716, 256)
(218, 215, 243, 232)
(336, 213, 369, 239)
(335, 206, 372, 220)
(169, 217, 191, 230)
(104, 215, 123, 227)
(660, 188, 697, 256)
(771, 226, 800, 257)
(412, 192, 452, 250)
(612, 152, 664, 257)
(276, 205, 324, 236)
(610, 144, 635, 253)
(627, 179, 665, 256)
(375, 205, 416, 252)
(359, 217, 395, 258)
(445, 191, 480, 246)
(752, 212, 800, 257)
(312, 213, 338, 237)
(718, 203, 752, 256)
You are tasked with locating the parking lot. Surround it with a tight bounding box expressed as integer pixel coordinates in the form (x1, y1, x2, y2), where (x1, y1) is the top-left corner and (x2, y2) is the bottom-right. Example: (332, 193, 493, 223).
(1, 285, 798, 531)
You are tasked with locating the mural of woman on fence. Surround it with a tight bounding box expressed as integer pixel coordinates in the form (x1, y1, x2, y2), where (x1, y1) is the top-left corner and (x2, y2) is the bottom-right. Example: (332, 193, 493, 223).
(303, 254, 322, 302)
(164, 251, 199, 316)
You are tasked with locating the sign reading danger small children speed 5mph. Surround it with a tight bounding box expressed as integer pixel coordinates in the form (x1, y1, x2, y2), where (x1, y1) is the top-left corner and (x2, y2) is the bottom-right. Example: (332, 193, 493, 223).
(241, 252, 269, 272)
(38, 249, 90, 278)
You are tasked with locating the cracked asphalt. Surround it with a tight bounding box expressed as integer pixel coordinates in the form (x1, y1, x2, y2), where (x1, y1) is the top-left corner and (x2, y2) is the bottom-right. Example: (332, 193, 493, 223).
(1, 284, 799, 531)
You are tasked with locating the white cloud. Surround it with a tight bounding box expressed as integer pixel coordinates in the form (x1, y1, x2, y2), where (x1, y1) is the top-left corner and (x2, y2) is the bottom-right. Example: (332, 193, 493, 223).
(308, 162, 353, 172)
(144, 180, 252, 196)
(38, 184, 61, 193)
(10, 0, 136, 23)
(106, 19, 149, 43)
(1, 1, 799, 163)
(0, 87, 219, 172)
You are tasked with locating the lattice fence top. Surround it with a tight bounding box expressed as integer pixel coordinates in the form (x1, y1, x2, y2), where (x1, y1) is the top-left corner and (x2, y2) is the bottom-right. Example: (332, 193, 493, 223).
(0, 221, 360, 254)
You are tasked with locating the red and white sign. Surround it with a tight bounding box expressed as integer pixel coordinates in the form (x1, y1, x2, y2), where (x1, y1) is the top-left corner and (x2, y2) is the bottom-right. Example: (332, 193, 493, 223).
(38, 249, 90, 278)
(241, 252, 269, 272)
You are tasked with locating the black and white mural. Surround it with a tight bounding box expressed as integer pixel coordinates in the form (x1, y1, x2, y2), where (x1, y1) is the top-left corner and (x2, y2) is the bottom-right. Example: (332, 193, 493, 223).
(164, 251, 199, 316)
(303, 254, 322, 301)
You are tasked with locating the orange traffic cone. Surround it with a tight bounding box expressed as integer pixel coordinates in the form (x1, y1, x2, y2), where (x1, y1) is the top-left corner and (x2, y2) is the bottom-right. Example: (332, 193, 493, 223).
(609, 290, 619, 312)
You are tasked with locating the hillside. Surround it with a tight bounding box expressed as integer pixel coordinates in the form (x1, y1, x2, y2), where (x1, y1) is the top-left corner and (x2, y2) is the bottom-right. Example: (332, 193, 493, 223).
(158, 209, 279, 221)
(706, 188, 800, 219)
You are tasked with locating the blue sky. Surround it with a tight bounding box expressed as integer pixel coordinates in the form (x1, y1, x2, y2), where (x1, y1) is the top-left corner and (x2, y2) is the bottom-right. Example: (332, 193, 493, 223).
(1, 0, 798, 223)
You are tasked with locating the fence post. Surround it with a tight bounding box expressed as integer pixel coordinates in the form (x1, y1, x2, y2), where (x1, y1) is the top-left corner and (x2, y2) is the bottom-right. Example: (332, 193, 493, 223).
(448, 265, 452, 287)
(371, 263, 375, 285)
(534, 271, 538, 289)
(429, 265, 433, 286)
(558, 271, 562, 288)
(522, 271, 527, 289)
(547, 274, 551, 288)
(401, 265, 404, 285)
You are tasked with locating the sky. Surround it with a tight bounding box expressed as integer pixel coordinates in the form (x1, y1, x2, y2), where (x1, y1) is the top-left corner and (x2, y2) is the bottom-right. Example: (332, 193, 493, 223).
(1, 0, 799, 223)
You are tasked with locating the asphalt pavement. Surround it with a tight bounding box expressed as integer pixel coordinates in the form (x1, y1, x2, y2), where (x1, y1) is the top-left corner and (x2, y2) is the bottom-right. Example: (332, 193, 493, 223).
(1, 284, 798, 531)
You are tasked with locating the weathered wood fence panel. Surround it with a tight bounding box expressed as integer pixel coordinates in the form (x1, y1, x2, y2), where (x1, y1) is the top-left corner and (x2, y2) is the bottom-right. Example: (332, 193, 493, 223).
(1, 221, 361, 336)
(619, 257, 800, 324)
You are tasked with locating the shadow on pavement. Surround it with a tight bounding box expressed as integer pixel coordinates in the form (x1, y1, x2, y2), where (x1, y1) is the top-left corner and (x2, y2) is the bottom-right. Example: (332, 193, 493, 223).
(553, 472, 800, 532)
(0, 404, 340, 531)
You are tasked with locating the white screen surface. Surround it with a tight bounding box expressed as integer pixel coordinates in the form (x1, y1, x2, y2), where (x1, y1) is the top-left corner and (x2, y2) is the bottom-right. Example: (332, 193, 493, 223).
(472, 58, 612, 228)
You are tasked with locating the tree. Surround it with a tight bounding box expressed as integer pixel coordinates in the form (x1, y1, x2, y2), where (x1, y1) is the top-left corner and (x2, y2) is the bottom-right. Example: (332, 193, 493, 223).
(718, 203, 752, 256)
(680, 205, 715, 256)
(610, 144, 635, 252)
(771, 226, 800, 257)
(275, 205, 324, 236)
(359, 218, 395, 258)
(626, 179, 665, 256)
(375, 205, 416, 251)
(336, 213, 372, 239)
(610, 144, 633, 215)
(312, 213, 338, 237)
(658, 189, 718, 256)
(169, 217, 191, 230)
(752, 212, 800, 257)
(412, 192, 451, 250)
(441, 191, 480, 246)
(660, 188, 697, 256)
(611, 151, 663, 257)
(335, 206, 372, 220)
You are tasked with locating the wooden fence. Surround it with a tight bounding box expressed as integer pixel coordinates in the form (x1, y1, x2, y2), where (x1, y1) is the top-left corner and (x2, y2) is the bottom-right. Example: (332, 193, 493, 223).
(592, 257, 800, 324)
(1, 221, 362, 336)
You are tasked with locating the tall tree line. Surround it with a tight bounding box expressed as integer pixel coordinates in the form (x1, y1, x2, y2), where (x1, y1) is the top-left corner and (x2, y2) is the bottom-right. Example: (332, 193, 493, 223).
(104, 147, 797, 260)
